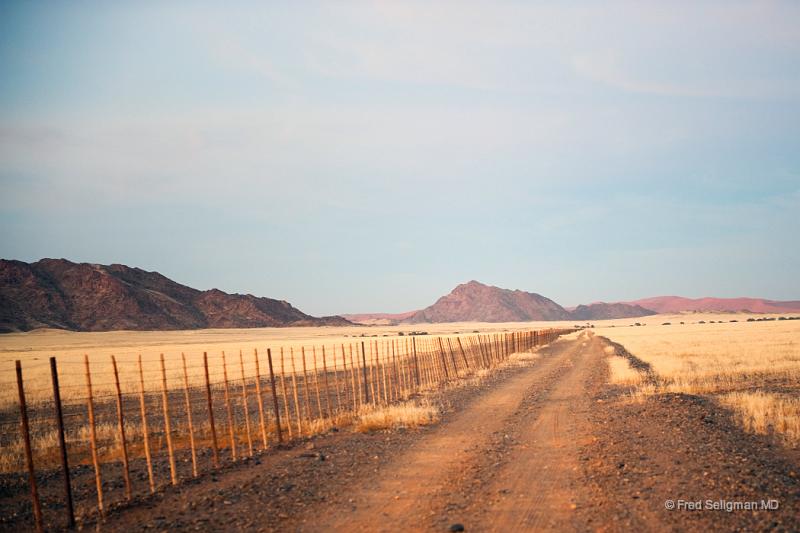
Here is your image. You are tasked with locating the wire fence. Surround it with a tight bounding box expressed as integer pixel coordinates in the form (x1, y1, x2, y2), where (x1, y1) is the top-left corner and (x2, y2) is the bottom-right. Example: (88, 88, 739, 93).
(2, 328, 572, 531)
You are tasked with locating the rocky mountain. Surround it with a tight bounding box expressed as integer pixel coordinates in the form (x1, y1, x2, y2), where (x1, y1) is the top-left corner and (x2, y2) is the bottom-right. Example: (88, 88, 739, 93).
(570, 302, 656, 321)
(344, 284, 800, 325)
(626, 296, 800, 314)
(342, 282, 659, 325)
(404, 281, 572, 323)
(0, 258, 350, 333)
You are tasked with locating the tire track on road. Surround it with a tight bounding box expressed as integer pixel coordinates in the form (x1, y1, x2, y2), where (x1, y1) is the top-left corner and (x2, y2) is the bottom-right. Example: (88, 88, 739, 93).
(309, 336, 584, 532)
(460, 333, 600, 531)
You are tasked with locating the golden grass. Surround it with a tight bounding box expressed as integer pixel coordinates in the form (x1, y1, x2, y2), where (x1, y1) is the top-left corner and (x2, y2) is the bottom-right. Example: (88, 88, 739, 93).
(0, 321, 566, 408)
(0, 326, 559, 472)
(598, 318, 800, 395)
(607, 356, 646, 387)
(0, 419, 146, 472)
(718, 391, 800, 446)
(507, 350, 542, 364)
(355, 401, 439, 432)
(599, 316, 800, 445)
(604, 341, 648, 388)
(0, 414, 306, 473)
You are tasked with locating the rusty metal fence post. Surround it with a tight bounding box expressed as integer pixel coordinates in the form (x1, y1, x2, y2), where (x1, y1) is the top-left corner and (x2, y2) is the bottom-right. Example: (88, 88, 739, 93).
(266, 348, 283, 444)
(84, 355, 104, 515)
(360, 341, 370, 405)
(49, 357, 75, 528)
(16, 361, 43, 532)
(111, 355, 132, 499)
(203, 352, 220, 467)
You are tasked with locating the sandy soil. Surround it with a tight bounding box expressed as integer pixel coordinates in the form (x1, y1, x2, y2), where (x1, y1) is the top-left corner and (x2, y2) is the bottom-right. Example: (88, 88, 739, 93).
(14, 331, 792, 531)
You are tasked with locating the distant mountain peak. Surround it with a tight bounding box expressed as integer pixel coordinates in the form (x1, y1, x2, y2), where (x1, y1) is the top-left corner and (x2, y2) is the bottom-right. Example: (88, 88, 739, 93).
(405, 281, 570, 323)
(398, 282, 664, 324)
(454, 280, 488, 290)
(342, 284, 800, 326)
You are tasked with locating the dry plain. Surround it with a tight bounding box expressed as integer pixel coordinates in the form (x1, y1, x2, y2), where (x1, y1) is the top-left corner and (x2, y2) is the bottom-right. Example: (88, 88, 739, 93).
(597, 315, 800, 447)
(1, 321, 565, 405)
(2, 314, 799, 531)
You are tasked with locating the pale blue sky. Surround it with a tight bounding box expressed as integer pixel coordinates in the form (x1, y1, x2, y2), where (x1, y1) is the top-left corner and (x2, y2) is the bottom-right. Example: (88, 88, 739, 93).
(1, 1, 799, 315)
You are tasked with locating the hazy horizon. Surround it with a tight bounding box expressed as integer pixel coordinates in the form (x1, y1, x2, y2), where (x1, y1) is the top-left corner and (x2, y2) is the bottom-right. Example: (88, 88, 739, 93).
(2, 2, 799, 315)
(4, 258, 800, 316)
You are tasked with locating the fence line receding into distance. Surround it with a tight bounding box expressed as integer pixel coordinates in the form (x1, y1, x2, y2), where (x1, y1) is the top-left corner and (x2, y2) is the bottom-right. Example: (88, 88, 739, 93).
(4, 328, 572, 531)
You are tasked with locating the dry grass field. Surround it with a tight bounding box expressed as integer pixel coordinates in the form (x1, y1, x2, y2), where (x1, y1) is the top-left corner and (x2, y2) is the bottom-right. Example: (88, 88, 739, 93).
(0, 321, 567, 407)
(0, 324, 560, 476)
(599, 315, 800, 447)
(4, 323, 800, 531)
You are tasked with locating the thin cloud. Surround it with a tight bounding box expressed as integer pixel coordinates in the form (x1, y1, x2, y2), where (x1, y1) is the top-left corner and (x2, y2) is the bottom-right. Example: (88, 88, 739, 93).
(572, 50, 800, 99)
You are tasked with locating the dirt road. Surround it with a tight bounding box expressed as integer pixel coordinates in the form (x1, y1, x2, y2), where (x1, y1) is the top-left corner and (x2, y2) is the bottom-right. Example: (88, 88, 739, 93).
(311, 335, 587, 532)
(94, 332, 798, 532)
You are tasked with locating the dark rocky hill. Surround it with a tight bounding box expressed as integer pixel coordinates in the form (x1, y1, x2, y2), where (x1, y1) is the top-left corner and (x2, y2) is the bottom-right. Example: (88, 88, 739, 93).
(570, 302, 656, 321)
(400, 281, 658, 324)
(0, 258, 350, 333)
(405, 281, 572, 323)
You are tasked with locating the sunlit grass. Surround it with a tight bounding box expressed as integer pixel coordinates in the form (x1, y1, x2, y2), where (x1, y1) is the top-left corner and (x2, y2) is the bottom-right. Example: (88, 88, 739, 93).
(600, 318, 800, 446)
(355, 401, 439, 432)
(718, 391, 800, 446)
(607, 356, 645, 387)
